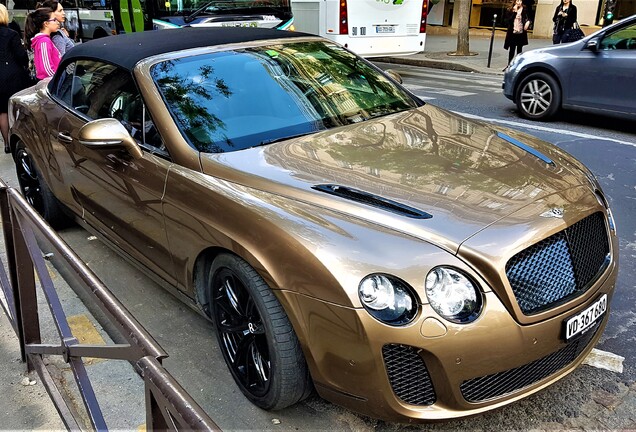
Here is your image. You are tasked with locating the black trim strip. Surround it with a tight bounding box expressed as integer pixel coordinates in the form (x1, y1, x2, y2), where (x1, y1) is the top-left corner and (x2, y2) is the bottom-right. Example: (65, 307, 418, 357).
(312, 184, 433, 219)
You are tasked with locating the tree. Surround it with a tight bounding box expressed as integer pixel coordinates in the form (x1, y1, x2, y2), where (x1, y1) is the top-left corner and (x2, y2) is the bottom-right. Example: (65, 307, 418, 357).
(454, 0, 472, 55)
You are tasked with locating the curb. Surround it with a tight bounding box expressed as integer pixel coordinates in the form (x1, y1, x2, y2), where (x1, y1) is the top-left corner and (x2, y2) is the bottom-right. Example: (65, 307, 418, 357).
(374, 56, 504, 76)
(374, 56, 478, 73)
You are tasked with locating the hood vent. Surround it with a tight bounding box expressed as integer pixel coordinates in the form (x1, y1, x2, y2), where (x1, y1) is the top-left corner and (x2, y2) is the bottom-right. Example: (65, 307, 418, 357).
(312, 184, 433, 219)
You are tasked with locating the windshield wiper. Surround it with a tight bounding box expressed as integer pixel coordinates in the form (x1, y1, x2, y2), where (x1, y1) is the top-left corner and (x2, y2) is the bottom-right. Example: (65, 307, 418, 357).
(184, 0, 215, 23)
(255, 131, 316, 147)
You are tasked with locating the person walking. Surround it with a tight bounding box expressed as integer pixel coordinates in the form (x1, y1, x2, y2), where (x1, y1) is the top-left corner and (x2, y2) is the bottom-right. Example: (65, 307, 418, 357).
(503, 0, 530, 69)
(0, 4, 29, 153)
(38, 0, 74, 55)
(552, 0, 577, 44)
(25, 8, 62, 79)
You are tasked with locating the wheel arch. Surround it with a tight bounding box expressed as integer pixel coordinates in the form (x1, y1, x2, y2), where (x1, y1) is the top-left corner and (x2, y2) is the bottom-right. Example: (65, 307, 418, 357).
(192, 246, 233, 317)
(92, 27, 110, 39)
(191, 231, 346, 313)
(8, 132, 23, 159)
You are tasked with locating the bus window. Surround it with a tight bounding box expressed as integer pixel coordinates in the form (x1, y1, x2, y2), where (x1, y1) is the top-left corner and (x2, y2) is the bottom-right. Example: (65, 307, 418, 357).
(149, 0, 294, 30)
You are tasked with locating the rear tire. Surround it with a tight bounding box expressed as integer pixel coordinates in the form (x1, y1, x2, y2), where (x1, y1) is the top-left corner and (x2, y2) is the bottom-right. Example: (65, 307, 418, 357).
(14, 141, 68, 228)
(515, 72, 561, 120)
(209, 253, 312, 410)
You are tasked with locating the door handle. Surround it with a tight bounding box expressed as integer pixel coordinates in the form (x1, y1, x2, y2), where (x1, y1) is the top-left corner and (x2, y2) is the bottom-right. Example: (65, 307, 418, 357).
(58, 132, 73, 143)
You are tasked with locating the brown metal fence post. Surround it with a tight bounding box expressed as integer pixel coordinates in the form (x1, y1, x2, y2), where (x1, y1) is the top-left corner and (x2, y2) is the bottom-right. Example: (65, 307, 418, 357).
(12, 216, 41, 370)
(0, 182, 19, 336)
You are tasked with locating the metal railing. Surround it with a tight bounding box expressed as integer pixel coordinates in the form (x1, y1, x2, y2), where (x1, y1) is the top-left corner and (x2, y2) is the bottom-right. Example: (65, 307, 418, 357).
(0, 178, 220, 431)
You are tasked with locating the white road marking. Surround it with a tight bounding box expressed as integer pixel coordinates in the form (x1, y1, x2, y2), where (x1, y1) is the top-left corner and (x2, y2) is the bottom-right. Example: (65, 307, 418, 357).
(583, 348, 624, 373)
(398, 69, 502, 87)
(404, 79, 502, 94)
(404, 84, 476, 97)
(412, 94, 437, 101)
(454, 111, 636, 148)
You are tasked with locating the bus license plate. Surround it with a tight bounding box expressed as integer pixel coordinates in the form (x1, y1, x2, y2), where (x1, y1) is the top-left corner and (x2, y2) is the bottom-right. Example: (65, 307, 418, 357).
(376, 25, 395, 34)
(564, 294, 607, 341)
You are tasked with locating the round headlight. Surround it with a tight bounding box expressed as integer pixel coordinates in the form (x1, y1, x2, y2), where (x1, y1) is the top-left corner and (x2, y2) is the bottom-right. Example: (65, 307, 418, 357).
(425, 267, 482, 323)
(358, 274, 417, 326)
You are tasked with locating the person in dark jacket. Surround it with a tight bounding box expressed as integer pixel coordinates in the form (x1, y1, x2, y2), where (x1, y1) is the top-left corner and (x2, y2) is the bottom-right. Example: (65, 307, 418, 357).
(504, 0, 531, 68)
(0, 4, 29, 153)
(552, 0, 577, 44)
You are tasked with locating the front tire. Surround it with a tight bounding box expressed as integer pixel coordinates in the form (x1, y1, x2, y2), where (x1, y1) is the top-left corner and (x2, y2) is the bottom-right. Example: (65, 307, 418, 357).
(516, 72, 561, 120)
(209, 254, 311, 410)
(14, 141, 68, 228)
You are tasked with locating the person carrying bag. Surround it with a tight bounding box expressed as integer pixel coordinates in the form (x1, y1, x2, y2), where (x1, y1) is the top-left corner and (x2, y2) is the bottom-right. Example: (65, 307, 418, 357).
(552, 0, 578, 44)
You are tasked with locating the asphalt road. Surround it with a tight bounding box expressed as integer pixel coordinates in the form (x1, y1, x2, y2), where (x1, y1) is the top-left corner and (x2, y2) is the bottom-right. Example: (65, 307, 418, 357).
(0, 66, 635, 430)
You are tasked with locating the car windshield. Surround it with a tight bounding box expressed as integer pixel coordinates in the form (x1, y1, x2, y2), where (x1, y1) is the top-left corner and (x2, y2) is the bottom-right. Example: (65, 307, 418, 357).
(150, 41, 421, 153)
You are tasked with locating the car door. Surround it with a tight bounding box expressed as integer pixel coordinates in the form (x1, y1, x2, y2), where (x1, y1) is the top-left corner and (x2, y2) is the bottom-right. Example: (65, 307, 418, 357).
(566, 20, 636, 115)
(53, 59, 177, 285)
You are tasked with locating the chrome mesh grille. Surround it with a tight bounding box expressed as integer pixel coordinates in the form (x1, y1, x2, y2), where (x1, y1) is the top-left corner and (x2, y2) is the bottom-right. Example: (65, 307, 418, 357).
(506, 212, 609, 314)
(460, 326, 599, 403)
(382, 344, 436, 406)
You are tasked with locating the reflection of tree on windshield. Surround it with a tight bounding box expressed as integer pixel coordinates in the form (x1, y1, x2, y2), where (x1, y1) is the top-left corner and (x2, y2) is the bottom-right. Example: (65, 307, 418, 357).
(152, 42, 420, 154)
(153, 60, 232, 152)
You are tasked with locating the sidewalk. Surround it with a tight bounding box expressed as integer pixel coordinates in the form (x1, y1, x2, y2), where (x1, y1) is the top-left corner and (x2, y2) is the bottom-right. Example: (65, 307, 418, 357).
(376, 26, 554, 75)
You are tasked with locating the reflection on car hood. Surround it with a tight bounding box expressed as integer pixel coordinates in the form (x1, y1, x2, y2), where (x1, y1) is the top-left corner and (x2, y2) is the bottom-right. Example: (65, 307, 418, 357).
(201, 104, 590, 252)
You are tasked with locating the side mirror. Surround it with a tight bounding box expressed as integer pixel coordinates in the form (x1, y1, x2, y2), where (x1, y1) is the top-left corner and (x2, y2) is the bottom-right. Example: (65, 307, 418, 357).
(385, 69, 403, 84)
(78, 118, 143, 159)
(585, 38, 600, 51)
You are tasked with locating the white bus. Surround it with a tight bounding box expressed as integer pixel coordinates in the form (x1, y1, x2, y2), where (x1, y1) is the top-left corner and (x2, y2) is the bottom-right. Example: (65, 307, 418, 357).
(290, 0, 428, 57)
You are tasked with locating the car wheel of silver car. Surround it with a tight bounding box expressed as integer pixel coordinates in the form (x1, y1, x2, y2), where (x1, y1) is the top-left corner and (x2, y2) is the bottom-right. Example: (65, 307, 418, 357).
(210, 253, 312, 410)
(14, 141, 68, 228)
(516, 72, 561, 120)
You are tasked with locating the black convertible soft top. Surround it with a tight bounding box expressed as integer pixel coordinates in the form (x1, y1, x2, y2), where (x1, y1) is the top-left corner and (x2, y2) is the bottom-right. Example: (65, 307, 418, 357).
(64, 27, 311, 71)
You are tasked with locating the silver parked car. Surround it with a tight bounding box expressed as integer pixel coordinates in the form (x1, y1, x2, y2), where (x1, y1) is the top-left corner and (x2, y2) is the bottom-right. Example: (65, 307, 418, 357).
(503, 14, 636, 121)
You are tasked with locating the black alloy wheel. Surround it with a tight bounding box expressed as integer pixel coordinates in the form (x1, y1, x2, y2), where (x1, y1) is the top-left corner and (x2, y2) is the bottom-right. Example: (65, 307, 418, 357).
(214, 266, 271, 397)
(210, 254, 311, 410)
(14, 141, 67, 227)
(15, 144, 44, 213)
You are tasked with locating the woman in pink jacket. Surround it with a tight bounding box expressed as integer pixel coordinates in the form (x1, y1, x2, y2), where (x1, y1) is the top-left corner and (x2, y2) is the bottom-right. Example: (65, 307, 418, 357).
(25, 8, 61, 79)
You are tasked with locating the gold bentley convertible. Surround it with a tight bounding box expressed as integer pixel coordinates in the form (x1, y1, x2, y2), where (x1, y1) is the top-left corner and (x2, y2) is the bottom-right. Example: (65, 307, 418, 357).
(8, 27, 618, 422)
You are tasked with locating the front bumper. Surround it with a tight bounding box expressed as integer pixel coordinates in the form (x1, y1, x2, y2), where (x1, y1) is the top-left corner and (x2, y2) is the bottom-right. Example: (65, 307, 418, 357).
(502, 70, 516, 101)
(279, 259, 617, 422)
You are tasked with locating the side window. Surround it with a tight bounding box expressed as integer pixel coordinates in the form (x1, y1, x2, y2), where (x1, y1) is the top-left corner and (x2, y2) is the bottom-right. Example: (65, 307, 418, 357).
(61, 60, 164, 150)
(53, 62, 88, 110)
(599, 23, 636, 50)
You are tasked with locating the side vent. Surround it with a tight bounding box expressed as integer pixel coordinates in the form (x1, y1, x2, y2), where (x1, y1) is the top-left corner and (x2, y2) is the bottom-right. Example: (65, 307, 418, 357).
(312, 184, 432, 219)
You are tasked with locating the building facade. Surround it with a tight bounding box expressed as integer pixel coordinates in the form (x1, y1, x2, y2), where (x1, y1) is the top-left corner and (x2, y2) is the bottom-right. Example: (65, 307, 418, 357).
(429, 0, 636, 38)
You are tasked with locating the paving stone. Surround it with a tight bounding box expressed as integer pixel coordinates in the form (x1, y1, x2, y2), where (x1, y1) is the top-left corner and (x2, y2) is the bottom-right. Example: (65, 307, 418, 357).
(592, 389, 623, 410)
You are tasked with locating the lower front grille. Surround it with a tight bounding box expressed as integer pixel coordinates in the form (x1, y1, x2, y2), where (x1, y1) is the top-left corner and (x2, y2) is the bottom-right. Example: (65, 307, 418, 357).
(460, 326, 599, 403)
(382, 344, 436, 406)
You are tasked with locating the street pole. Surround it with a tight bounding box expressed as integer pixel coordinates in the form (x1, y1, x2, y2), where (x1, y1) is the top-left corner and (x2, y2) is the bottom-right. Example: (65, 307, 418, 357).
(487, 14, 497, 68)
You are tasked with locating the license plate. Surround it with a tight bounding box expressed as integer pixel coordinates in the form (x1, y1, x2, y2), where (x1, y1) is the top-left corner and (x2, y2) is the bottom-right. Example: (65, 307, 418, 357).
(564, 294, 607, 341)
(376, 25, 395, 34)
